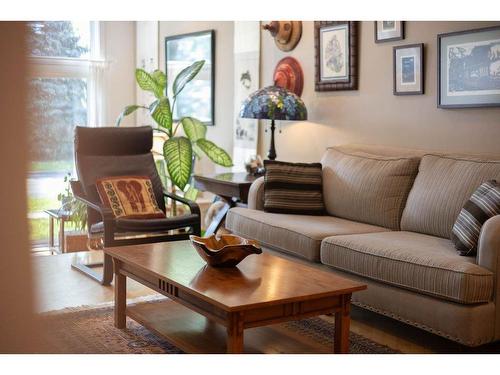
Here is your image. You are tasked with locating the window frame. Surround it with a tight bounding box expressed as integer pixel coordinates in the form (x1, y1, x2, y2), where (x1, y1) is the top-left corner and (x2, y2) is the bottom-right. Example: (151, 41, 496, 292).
(26, 21, 107, 249)
(27, 21, 105, 126)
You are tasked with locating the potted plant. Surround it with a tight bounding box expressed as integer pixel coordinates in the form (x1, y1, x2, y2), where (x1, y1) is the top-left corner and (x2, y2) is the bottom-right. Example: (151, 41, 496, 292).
(117, 61, 232, 214)
(57, 173, 88, 251)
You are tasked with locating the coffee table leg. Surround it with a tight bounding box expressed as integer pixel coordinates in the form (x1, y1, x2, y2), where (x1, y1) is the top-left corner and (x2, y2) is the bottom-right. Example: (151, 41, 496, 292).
(114, 260, 126, 329)
(334, 295, 351, 354)
(226, 312, 244, 353)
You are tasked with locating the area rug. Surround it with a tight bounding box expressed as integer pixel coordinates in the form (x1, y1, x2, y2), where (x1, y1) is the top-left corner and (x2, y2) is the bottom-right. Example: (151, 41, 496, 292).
(40, 298, 398, 354)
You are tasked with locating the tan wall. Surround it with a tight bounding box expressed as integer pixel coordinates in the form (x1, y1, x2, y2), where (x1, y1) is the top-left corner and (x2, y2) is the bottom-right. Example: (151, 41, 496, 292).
(259, 21, 500, 163)
(158, 21, 235, 175)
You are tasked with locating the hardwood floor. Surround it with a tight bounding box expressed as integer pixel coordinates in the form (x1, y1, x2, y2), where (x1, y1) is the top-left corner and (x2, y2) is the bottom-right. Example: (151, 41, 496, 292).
(33, 251, 157, 313)
(33, 251, 500, 354)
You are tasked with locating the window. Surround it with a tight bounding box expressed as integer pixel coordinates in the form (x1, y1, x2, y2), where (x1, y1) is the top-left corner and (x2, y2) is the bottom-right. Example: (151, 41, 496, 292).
(28, 21, 91, 59)
(28, 78, 88, 173)
(27, 21, 104, 249)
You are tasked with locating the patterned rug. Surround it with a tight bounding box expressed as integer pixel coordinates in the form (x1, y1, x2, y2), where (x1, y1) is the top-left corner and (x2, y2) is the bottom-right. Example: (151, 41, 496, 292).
(40, 298, 398, 354)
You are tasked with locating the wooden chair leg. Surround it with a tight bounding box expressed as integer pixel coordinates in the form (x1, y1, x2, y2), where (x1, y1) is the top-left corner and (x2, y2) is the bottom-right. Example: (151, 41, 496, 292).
(48, 216, 55, 254)
(102, 253, 114, 285)
(71, 253, 113, 286)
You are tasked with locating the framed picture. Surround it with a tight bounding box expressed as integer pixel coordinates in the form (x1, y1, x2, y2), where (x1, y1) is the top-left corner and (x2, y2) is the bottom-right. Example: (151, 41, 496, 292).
(165, 30, 215, 125)
(375, 21, 404, 43)
(314, 21, 358, 91)
(393, 43, 424, 95)
(438, 26, 500, 108)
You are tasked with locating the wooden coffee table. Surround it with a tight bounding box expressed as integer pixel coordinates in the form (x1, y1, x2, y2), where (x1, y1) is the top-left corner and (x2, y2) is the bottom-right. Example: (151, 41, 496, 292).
(104, 241, 366, 354)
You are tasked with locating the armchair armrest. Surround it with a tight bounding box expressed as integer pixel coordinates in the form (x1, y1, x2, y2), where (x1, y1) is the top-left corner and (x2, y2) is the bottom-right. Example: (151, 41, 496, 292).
(163, 190, 201, 217)
(248, 176, 265, 210)
(70, 180, 114, 221)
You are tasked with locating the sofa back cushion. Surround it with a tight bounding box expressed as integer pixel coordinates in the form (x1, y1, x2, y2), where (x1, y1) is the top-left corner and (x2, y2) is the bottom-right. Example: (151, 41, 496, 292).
(321, 147, 420, 230)
(401, 154, 500, 238)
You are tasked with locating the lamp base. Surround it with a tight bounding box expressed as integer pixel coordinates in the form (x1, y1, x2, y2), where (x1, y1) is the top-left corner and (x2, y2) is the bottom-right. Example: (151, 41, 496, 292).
(267, 119, 277, 161)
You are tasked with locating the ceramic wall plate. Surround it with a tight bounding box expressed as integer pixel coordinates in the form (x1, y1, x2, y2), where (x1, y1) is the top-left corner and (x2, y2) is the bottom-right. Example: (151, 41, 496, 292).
(273, 57, 304, 97)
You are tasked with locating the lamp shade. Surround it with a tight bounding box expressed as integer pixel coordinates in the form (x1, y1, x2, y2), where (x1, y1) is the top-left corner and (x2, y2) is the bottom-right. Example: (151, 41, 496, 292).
(239, 85, 307, 121)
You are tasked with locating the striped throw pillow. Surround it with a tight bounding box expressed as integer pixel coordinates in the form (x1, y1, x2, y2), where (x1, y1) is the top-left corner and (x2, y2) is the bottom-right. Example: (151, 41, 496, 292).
(264, 160, 325, 215)
(451, 180, 500, 256)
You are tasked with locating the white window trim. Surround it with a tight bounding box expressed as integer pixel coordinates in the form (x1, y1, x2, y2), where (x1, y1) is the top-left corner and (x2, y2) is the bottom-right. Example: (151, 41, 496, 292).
(27, 21, 108, 127)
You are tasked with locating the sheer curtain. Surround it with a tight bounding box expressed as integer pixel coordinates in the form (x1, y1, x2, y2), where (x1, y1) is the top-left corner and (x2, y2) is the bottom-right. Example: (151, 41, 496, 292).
(87, 21, 107, 127)
(87, 60, 107, 126)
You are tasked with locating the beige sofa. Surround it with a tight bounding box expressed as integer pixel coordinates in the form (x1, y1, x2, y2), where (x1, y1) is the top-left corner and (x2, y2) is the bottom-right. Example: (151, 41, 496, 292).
(226, 144, 500, 347)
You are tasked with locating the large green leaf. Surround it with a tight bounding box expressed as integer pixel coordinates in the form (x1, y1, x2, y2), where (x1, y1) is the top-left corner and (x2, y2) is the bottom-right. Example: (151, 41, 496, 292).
(116, 105, 144, 126)
(181, 117, 206, 142)
(192, 143, 203, 159)
(163, 137, 193, 190)
(155, 159, 168, 190)
(150, 98, 172, 133)
(173, 60, 205, 98)
(196, 139, 233, 167)
(135, 69, 163, 98)
(184, 185, 199, 201)
(151, 69, 167, 90)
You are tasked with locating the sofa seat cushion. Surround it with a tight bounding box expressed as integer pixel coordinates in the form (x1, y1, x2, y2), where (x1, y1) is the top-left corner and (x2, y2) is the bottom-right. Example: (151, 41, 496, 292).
(320, 231, 494, 304)
(226, 207, 389, 262)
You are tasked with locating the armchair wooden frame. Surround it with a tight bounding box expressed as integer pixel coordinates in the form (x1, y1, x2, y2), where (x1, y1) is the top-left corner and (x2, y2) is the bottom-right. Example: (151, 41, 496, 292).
(70, 180, 201, 285)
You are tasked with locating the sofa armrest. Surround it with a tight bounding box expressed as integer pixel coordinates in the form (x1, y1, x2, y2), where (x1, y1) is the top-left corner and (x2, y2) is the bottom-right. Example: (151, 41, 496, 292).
(477, 215, 500, 340)
(477, 215, 500, 275)
(247, 176, 265, 210)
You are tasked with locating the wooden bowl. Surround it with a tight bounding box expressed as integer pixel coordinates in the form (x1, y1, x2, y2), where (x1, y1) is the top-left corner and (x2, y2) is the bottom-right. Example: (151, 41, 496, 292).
(189, 234, 262, 267)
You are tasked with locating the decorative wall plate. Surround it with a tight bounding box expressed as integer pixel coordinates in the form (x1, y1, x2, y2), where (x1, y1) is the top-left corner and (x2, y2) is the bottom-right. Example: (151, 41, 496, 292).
(273, 57, 304, 97)
(263, 21, 302, 52)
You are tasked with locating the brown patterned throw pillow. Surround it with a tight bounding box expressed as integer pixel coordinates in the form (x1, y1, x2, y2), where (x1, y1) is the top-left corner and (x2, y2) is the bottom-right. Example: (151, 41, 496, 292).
(96, 176, 165, 219)
(264, 160, 325, 215)
(451, 180, 500, 256)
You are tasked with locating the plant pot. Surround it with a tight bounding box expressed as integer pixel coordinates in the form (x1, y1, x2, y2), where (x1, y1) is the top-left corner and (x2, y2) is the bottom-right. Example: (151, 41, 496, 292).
(64, 230, 88, 253)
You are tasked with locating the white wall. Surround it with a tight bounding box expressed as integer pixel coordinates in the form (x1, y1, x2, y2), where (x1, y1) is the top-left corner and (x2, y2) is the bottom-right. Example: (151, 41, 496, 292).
(136, 21, 159, 127)
(158, 21, 235, 175)
(103, 21, 136, 126)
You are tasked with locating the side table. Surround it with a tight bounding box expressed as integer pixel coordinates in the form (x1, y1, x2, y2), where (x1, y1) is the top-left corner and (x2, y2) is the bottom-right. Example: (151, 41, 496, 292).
(44, 208, 72, 254)
(193, 172, 258, 236)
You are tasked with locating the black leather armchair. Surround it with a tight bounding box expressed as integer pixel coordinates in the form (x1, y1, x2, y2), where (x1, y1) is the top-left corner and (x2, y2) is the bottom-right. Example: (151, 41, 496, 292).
(71, 126, 201, 285)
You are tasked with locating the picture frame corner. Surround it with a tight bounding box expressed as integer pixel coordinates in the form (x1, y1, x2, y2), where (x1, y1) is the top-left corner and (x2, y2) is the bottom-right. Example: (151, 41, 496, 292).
(437, 25, 500, 108)
(314, 20, 359, 92)
(393, 42, 424, 96)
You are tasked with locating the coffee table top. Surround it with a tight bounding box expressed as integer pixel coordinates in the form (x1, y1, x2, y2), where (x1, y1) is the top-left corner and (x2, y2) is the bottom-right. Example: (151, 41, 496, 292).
(105, 241, 366, 311)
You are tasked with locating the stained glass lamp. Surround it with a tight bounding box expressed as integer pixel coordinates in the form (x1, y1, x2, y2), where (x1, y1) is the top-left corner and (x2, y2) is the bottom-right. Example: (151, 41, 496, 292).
(239, 86, 307, 160)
